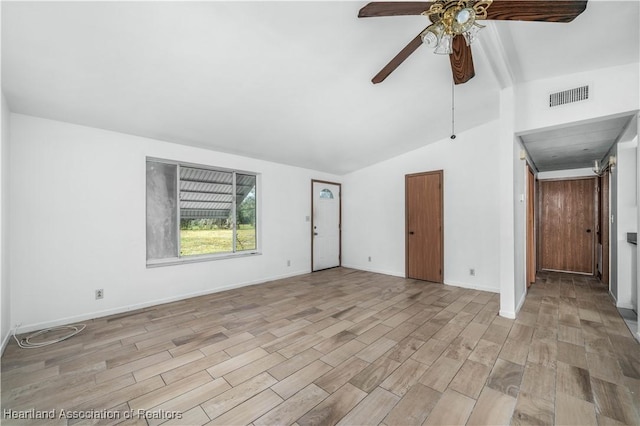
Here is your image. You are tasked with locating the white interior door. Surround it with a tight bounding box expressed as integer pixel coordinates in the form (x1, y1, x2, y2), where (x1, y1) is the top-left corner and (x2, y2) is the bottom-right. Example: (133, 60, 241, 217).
(312, 181, 341, 271)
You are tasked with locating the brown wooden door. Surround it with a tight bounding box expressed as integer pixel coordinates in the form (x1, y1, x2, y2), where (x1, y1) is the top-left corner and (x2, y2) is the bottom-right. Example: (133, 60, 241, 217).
(599, 171, 610, 284)
(406, 171, 443, 282)
(539, 178, 596, 274)
(526, 166, 536, 286)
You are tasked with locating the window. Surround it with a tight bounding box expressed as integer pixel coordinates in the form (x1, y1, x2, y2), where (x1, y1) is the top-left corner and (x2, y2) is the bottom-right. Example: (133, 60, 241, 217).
(319, 188, 334, 199)
(146, 158, 258, 265)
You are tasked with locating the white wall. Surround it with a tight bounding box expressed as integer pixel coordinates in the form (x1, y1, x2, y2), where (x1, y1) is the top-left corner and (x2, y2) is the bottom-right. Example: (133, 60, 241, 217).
(1, 93, 11, 350)
(615, 131, 638, 309)
(610, 142, 620, 300)
(513, 138, 528, 315)
(9, 114, 340, 331)
(342, 120, 501, 293)
(498, 87, 518, 318)
(515, 63, 639, 134)
(636, 111, 640, 340)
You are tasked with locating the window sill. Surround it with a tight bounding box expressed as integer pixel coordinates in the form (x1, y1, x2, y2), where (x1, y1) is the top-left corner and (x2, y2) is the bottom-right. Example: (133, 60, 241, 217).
(146, 251, 262, 268)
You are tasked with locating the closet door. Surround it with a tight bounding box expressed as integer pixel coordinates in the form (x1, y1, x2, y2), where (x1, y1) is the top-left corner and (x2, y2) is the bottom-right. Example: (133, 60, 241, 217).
(539, 178, 596, 274)
(406, 171, 443, 282)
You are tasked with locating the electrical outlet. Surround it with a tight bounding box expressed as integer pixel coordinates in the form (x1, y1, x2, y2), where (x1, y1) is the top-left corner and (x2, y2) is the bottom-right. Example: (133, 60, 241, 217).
(469, 269, 475, 276)
(287, 260, 291, 267)
(95, 289, 104, 300)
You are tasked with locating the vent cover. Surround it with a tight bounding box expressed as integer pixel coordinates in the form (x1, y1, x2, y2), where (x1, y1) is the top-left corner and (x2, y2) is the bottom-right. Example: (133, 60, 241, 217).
(549, 85, 589, 107)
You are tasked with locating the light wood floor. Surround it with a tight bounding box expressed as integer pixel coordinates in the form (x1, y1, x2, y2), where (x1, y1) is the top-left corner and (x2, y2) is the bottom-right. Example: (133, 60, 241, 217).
(2, 268, 639, 425)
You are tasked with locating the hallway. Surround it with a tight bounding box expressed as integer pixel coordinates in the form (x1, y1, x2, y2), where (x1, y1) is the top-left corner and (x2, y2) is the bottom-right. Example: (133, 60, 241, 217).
(515, 271, 640, 424)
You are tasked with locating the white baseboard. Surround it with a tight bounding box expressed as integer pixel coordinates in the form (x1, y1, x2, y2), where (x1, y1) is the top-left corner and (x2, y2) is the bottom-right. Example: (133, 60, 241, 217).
(340, 265, 502, 294)
(1, 329, 12, 355)
(499, 309, 516, 319)
(340, 266, 501, 295)
(515, 289, 527, 315)
(340, 264, 404, 278)
(444, 279, 500, 294)
(616, 301, 635, 310)
(13, 269, 310, 334)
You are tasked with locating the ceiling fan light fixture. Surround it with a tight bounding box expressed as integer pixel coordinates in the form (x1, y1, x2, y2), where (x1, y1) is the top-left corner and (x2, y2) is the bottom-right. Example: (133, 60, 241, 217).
(456, 7, 472, 24)
(434, 33, 453, 55)
(421, 30, 439, 48)
(453, 7, 476, 33)
(421, 0, 490, 55)
(463, 23, 484, 46)
(421, 23, 444, 47)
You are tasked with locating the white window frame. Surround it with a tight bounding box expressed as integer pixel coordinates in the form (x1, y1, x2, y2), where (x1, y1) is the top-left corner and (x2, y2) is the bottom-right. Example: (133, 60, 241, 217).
(146, 157, 261, 267)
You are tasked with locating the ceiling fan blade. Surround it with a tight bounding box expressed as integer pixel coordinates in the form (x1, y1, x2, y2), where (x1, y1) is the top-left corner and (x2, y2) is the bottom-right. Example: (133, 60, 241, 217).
(372, 29, 425, 84)
(449, 35, 475, 85)
(484, 0, 588, 23)
(358, 2, 435, 18)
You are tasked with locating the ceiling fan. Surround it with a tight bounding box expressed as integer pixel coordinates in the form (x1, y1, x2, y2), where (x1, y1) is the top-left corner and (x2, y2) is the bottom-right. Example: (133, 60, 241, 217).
(358, 0, 588, 85)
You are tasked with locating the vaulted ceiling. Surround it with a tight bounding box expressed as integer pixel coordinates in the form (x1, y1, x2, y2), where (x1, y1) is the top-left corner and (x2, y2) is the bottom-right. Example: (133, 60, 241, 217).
(2, 1, 639, 174)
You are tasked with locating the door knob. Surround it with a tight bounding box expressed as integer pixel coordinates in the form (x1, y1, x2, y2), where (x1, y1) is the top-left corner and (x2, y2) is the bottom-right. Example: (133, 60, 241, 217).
(586, 229, 592, 233)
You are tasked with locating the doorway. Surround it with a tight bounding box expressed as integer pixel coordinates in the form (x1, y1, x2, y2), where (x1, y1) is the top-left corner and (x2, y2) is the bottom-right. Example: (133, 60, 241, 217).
(538, 177, 596, 274)
(405, 171, 443, 282)
(311, 180, 341, 271)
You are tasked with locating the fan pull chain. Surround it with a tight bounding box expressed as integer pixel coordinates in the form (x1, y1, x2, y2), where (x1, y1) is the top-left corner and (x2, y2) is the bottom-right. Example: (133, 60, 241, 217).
(450, 81, 456, 140)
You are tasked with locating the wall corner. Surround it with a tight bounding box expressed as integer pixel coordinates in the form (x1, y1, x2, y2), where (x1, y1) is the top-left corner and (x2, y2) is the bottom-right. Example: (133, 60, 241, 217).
(498, 87, 518, 318)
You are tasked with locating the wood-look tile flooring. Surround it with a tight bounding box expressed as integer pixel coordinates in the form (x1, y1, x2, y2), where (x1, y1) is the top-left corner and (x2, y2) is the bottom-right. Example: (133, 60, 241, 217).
(2, 268, 639, 425)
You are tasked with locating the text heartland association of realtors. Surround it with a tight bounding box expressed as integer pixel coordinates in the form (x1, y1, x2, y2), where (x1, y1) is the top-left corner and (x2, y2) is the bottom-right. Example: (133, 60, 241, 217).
(2, 409, 183, 420)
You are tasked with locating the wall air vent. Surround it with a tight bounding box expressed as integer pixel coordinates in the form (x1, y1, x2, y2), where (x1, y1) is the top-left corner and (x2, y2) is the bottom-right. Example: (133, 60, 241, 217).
(549, 85, 589, 107)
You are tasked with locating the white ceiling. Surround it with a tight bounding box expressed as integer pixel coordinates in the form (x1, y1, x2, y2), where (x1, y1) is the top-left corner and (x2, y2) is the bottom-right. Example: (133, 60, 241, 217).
(2, 1, 639, 175)
(520, 114, 634, 171)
